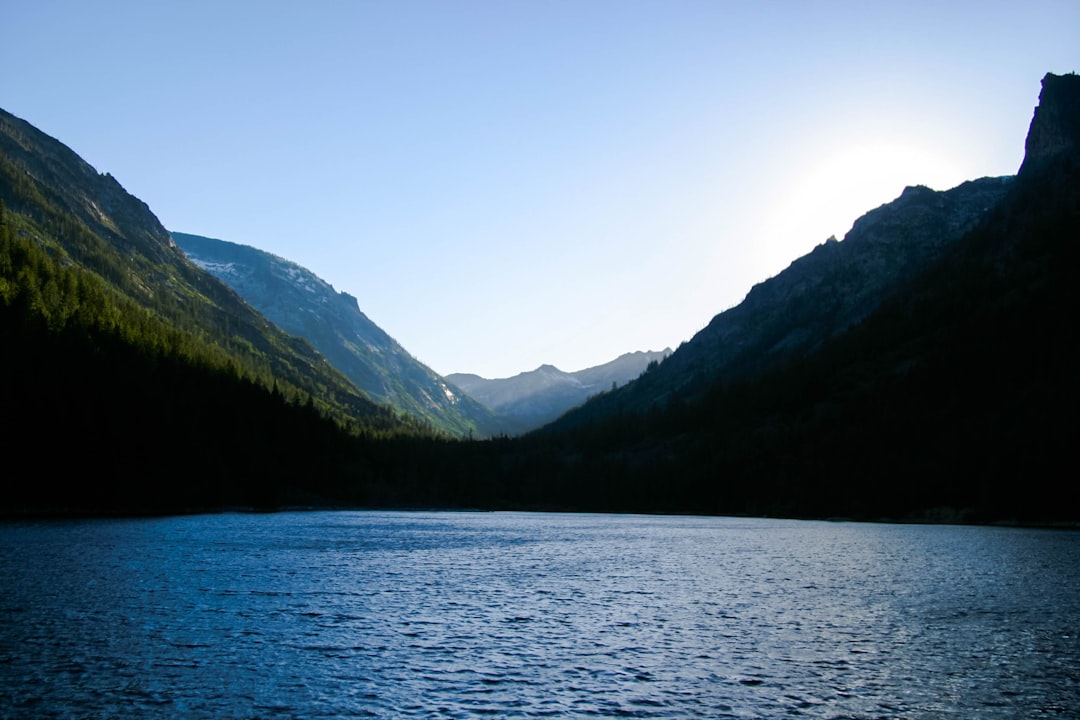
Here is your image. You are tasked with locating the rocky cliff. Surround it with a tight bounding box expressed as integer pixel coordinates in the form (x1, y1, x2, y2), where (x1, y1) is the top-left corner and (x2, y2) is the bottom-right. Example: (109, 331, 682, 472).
(1019, 72, 1080, 176)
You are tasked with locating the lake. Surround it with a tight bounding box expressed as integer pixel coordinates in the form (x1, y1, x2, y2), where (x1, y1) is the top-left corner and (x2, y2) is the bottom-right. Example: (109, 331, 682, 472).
(1, 512, 1077, 718)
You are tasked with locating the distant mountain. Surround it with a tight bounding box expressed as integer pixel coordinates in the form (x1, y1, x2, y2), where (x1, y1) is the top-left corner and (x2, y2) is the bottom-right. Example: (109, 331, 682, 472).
(173, 232, 514, 438)
(551, 173, 1014, 427)
(448, 349, 670, 431)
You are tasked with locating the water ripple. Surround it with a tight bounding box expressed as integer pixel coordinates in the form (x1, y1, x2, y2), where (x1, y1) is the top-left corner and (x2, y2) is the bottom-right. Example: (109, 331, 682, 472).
(1, 512, 1078, 718)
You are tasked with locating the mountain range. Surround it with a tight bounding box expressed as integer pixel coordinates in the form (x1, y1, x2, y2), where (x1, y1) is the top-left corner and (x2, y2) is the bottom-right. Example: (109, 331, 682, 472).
(447, 350, 670, 430)
(2, 71, 1076, 521)
(173, 232, 671, 436)
(173, 232, 513, 438)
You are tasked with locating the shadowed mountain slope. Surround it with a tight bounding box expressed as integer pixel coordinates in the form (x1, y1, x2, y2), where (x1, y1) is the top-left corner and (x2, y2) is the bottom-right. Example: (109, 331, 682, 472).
(3, 72, 1075, 522)
(1, 105, 429, 513)
(0, 106, 399, 427)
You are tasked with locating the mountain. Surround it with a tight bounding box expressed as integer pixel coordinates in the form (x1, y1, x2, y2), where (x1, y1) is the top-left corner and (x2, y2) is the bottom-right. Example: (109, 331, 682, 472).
(1, 105, 427, 513)
(0, 107, 403, 427)
(447, 349, 670, 431)
(173, 232, 514, 438)
(1019, 71, 1080, 176)
(3, 71, 1075, 522)
(515, 72, 1078, 522)
(550, 174, 1014, 428)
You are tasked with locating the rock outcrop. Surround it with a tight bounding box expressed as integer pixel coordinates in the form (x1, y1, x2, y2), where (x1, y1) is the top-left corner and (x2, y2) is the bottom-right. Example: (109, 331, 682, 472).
(1019, 72, 1080, 177)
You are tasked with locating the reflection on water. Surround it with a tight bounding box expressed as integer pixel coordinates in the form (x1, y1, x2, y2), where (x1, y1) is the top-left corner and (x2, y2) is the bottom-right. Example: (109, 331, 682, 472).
(1, 512, 1077, 718)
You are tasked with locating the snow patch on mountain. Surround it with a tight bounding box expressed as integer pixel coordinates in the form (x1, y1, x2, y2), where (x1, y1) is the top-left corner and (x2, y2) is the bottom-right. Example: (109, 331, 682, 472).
(189, 258, 240, 278)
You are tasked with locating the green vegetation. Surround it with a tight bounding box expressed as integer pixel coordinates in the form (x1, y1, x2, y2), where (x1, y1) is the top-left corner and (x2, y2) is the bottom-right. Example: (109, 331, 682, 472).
(0, 114, 441, 514)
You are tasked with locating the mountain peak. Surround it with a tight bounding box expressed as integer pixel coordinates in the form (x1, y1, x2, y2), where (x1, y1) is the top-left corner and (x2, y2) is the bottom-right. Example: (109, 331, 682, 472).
(447, 349, 670, 431)
(900, 184, 934, 197)
(1019, 72, 1080, 177)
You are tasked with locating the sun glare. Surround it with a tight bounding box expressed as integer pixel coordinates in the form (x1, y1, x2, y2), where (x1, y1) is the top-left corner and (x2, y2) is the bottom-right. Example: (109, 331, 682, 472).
(751, 140, 970, 279)
(799, 141, 968, 237)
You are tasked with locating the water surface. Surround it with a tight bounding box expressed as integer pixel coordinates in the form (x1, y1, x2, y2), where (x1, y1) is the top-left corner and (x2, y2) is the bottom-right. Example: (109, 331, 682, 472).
(1, 512, 1077, 718)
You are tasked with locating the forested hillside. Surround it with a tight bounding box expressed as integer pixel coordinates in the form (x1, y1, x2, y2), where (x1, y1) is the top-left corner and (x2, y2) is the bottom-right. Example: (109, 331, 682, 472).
(0, 108, 430, 513)
(0, 109, 413, 427)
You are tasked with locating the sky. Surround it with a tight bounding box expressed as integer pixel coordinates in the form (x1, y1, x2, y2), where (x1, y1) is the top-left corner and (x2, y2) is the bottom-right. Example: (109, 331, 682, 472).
(3, 1, 1078, 378)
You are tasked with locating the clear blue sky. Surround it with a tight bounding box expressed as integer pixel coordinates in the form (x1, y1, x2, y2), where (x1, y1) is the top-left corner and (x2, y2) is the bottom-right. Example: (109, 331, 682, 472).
(4, 1, 1078, 378)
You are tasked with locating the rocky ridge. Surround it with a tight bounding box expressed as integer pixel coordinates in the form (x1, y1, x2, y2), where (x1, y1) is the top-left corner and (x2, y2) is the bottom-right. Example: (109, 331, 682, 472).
(552, 173, 1015, 424)
(174, 232, 513, 438)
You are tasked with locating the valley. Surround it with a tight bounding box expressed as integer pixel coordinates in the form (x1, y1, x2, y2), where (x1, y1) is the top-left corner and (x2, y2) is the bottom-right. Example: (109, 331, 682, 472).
(2, 73, 1077, 523)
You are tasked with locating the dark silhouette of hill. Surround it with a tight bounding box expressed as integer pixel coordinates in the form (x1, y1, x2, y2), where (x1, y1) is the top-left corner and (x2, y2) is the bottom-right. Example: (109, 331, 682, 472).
(549, 176, 1014, 429)
(500, 72, 1079, 523)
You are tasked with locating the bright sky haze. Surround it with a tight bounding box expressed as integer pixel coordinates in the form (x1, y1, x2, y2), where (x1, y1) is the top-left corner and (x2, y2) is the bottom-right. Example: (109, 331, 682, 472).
(4, 1, 1078, 378)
